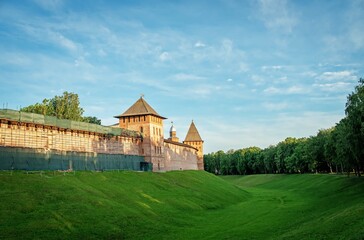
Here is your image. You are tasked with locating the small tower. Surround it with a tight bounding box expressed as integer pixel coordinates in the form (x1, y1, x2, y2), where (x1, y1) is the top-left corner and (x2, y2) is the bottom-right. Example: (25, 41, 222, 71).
(168, 121, 179, 142)
(183, 120, 204, 170)
(114, 97, 167, 171)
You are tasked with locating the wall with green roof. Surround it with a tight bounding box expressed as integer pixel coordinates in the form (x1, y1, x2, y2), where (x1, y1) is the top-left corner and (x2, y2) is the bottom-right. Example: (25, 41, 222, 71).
(0, 109, 142, 138)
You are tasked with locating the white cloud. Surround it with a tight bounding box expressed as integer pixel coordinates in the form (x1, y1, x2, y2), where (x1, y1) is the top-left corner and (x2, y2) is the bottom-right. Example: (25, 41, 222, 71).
(277, 76, 288, 82)
(313, 82, 352, 92)
(159, 51, 170, 61)
(263, 85, 309, 94)
(172, 73, 206, 81)
(261, 65, 283, 71)
(221, 39, 233, 54)
(257, 0, 297, 33)
(97, 49, 107, 57)
(53, 33, 78, 51)
(15, 19, 79, 53)
(227, 78, 233, 82)
(262, 102, 289, 111)
(286, 85, 308, 94)
(347, 0, 364, 50)
(194, 41, 206, 48)
(251, 75, 265, 85)
(324, 0, 364, 51)
(348, 28, 364, 50)
(263, 86, 280, 94)
(301, 71, 318, 78)
(1, 53, 32, 66)
(74, 56, 93, 68)
(238, 62, 249, 72)
(189, 87, 212, 97)
(317, 71, 357, 82)
(33, 0, 63, 11)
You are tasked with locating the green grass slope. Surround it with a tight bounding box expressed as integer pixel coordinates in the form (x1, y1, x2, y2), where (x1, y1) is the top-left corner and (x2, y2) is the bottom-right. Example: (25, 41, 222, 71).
(0, 171, 363, 239)
(220, 174, 364, 240)
(0, 171, 247, 239)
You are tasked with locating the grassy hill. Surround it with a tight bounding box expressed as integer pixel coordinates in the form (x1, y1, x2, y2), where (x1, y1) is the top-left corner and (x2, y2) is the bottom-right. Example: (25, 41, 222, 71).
(0, 171, 363, 239)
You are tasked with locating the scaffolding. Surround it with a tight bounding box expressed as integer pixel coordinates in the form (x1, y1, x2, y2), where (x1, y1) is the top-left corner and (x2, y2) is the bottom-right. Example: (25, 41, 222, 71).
(0, 109, 152, 171)
(0, 146, 152, 171)
(0, 109, 142, 138)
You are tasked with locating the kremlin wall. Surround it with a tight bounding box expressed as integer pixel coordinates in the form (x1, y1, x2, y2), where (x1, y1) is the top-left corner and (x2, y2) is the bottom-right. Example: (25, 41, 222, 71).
(0, 97, 204, 172)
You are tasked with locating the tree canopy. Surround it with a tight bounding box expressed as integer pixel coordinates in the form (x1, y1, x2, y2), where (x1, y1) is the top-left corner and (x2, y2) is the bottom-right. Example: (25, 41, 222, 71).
(205, 78, 364, 177)
(20, 91, 101, 125)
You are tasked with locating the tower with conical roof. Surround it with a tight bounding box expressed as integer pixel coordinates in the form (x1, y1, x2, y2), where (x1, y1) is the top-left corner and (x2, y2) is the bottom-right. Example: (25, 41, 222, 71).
(114, 97, 166, 171)
(183, 121, 204, 170)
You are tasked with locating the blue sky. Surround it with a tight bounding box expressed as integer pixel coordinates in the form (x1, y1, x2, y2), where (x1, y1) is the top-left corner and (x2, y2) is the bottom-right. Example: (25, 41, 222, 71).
(1, 0, 363, 153)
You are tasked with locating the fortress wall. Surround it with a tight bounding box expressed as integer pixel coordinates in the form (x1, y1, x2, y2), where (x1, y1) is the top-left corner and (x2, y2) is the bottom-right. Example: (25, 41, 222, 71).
(163, 141, 198, 171)
(0, 146, 146, 171)
(0, 120, 141, 155)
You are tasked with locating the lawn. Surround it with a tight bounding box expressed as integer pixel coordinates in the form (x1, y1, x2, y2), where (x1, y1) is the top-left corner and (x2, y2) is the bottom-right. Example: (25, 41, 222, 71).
(0, 171, 363, 239)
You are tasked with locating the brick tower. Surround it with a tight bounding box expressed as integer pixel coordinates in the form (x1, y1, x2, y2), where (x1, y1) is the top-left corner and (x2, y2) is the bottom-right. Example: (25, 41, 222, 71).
(114, 97, 167, 171)
(183, 121, 204, 170)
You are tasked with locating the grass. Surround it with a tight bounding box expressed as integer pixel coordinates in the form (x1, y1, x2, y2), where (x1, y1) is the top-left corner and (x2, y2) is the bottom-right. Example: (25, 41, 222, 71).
(0, 171, 363, 239)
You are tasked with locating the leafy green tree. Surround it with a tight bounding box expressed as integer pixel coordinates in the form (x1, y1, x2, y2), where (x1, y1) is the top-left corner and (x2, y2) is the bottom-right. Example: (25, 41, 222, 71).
(21, 91, 101, 125)
(325, 127, 342, 174)
(83, 116, 102, 125)
(334, 119, 354, 175)
(275, 138, 297, 173)
(203, 79, 363, 176)
(245, 147, 261, 174)
(260, 146, 277, 174)
(235, 149, 248, 175)
(344, 78, 364, 176)
(203, 153, 215, 173)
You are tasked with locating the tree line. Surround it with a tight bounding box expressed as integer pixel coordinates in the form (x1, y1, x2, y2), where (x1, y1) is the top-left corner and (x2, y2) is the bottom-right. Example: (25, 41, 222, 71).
(20, 91, 101, 125)
(204, 78, 364, 177)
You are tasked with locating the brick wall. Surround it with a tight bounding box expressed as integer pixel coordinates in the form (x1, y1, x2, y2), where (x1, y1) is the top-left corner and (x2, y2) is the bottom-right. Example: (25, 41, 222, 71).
(0, 120, 141, 155)
(163, 141, 198, 171)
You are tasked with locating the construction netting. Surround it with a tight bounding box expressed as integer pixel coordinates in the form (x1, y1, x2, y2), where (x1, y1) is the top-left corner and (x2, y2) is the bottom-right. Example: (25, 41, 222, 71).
(0, 146, 152, 171)
(0, 109, 142, 138)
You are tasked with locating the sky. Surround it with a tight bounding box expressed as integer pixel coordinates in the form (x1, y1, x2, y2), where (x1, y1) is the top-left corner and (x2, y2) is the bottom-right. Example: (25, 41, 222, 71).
(1, 0, 364, 153)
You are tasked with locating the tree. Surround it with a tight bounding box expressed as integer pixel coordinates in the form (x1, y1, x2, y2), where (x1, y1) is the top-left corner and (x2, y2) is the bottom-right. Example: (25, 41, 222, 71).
(344, 78, 364, 176)
(21, 91, 101, 125)
(83, 116, 102, 125)
(333, 119, 353, 175)
(260, 146, 277, 174)
(203, 78, 363, 176)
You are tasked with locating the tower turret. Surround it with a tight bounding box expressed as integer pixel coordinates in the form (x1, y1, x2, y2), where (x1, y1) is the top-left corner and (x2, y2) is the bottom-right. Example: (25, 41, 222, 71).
(183, 120, 204, 170)
(114, 97, 166, 171)
(168, 121, 179, 142)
